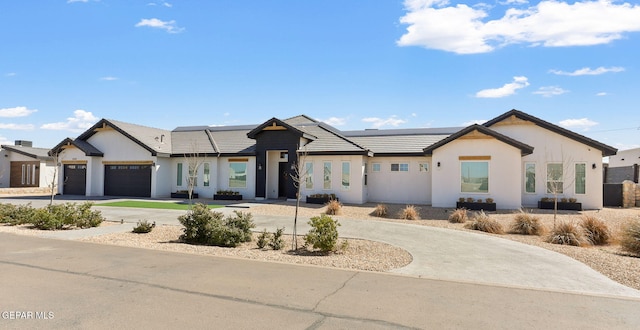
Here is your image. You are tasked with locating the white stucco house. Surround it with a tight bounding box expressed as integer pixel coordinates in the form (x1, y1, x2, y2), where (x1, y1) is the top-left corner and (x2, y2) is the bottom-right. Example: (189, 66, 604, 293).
(0, 140, 56, 190)
(48, 109, 617, 210)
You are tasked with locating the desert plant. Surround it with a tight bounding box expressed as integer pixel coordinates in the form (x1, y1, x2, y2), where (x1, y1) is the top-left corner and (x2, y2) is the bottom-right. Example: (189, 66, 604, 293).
(560, 197, 568, 203)
(179, 203, 225, 244)
(620, 220, 640, 256)
(268, 227, 285, 250)
(374, 204, 388, 217)
(31, 208, 65, 230)
(458, 197, 465, 203)
(73, 202, 104, 228)
(485, 198, 494, 204)
(325, 199, 343, 215)
(225, 210, 255, 242)
(399, 205, 419, 220)
(569, 198, 577, 203)
(546, 221, 584, 246)
(304, 214, 341, 252)
(0, 203, 37, 225)
(580, 215, 610, 245)
(132, 220, 155, 234)
(256, 229, 270, 249)
(448, 208, 467, 223)
(464, 211, 504, 234)
(509, 209, 544, 236)
(466, 197, 474, 203)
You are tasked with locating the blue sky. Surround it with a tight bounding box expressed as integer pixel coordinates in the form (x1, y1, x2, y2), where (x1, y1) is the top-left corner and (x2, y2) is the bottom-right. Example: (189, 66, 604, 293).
(1, 0, 639, 151)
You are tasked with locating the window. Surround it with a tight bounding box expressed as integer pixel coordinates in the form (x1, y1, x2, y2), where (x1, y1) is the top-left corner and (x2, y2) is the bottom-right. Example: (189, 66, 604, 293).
(305, 162, 313, 189)
(419, 163, 429, 172)
(391, 163, 408, 172)
(372, 163, 381, 172)
(364, 163, 368, 186)
(177, 163, 183, 186)
(229, 161, 247, 188)
(342, 162, 350, 189)
(461, 161, 489, 193)
(525, 163, 535, 193)
(575, 163, 586, 194)
(188, 164, 197, 187)
(203, 163, 210, 187)
(546, 163, 563, 194)
(323, 162, 331, 189)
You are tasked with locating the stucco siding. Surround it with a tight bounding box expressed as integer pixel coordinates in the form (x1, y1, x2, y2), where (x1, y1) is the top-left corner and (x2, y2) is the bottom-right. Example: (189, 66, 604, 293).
(300, 155, 367, 204)
(431, 139, 522, 209)
(365, 156, 432, 205)
(216, 156, 256, 199)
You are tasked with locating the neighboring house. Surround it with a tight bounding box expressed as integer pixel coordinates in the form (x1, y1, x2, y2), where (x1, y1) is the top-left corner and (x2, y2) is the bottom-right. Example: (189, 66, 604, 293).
(605, 147, 640, 183)
(0, 140, 56, 189)
(49, 109, 617, 209)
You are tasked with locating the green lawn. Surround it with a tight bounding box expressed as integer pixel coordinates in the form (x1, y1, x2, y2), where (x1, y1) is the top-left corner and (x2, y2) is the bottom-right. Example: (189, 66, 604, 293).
(97, 200, 224, 210)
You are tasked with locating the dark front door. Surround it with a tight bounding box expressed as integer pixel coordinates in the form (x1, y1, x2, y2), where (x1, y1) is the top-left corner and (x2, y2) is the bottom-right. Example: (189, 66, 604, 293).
(63, 164, 86, 195)
(104, 164, 151, 197)
(278, 162, 288, 198)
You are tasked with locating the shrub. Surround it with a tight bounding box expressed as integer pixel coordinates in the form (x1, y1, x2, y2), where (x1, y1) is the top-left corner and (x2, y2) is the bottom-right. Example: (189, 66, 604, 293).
(458, 197, 465, 203)
(546, 221, 584, 246)
(464, 211, 504, 234)
(256, 229, 270, 249)
(0, 203, 37, 225)
(509, 209, 544, 236)
(399, 205, 419, 220)
(560, 198, 568, 203)
(466, 197, 474, 203)
(569, 198, 577, 203)
(73, 202, 104, 228)
(325, 199, 342, 215)
(448, 208, 467, 223)
(268, 227, 285, 250)
(31, 208, 65, 230)
(485, 198, 494, 204)
(620, 220, 640, 256)
(304, 214, 340, 252)
(373, 204, 388, 217)
(178, 205, 255, 247)
(580, 215, 610, 245)
(133, 220, 155, 234)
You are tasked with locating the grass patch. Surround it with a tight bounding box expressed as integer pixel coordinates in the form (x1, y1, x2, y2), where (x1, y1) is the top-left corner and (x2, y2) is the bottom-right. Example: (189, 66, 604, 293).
(98, 200, 223, 210)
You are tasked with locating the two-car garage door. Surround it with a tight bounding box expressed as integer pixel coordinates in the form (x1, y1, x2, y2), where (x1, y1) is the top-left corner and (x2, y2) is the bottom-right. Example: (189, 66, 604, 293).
(104, 164, 151, 197)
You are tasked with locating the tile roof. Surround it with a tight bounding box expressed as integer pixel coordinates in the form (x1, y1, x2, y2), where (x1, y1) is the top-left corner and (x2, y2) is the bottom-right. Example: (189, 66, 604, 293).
(423, 124, 534, 156)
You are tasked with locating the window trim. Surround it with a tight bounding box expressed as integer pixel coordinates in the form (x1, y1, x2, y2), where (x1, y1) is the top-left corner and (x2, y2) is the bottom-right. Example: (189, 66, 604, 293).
(341, 161, 350, 190)
(460, 160, 489, 194)
(524, 162, 536, 194)
(575, 162, 586, 195)
(546, 163, 564, 194)
(305, 162, 313, 189)
(372, 163, 381, 172)
(391, 163, 409, 172)
(229, 161, 247, 188)
(177, 163, 183, 186)
(203, 163, 210, 187)
(323, 161, 332, 190)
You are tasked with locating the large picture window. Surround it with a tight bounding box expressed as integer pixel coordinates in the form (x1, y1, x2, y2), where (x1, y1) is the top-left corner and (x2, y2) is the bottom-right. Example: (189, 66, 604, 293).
(525, 163, 535, 193)
(229, 161, 247, 188)
(323, 162, 331, 189)
(575, 163, 586, 194)
(305, 162, 313, 189)
(461, 161, 489, 193)
(546, 163, 563, 194)
(341, 162, 350, 189)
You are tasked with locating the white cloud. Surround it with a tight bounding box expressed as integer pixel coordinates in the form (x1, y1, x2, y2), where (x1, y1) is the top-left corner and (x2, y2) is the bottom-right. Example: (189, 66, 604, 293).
(462, 119, 487, 126)
(596, 92, 608, 96)
(67, 0, 89, 3)
(100, 76, 118, 81)
(500, 0, 529, 4)
(0, 123, 34, 130)
(549, 66, 625, 76)
(0, 106, 38, 118)
(0, 135, 10, 145)
(475, 76, 529, 98)
(5, 72, 16, 77)
(41, 110, 98, 132)
(533, 86, 569, 97)
(321, 117, 347, 126)
(559, 118, 598, 131)
(147, 2, 172, 7)
(362, 116, 407, 129)
(135, 18, 184, 34)
(398, 0, 640, 54)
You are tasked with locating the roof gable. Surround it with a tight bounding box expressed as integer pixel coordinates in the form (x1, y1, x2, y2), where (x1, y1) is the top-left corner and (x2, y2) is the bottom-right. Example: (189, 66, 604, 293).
(1, 144, 53, 160)
(484, 109, 617, 157)
(49, 138, 104, 157)
(423, 124, 534, 156)
(77, 119, 172, 156)
(247, 117, 317, 140)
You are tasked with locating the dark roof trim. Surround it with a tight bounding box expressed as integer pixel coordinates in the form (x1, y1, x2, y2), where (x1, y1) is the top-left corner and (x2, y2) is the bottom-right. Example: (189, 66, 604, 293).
(313, 122, 372, 154)
(299, 150, 373, 157)
(49, 138, 105, 157)
(484, 109, 618, 157)
(247, 118, 317, 140)
(1, 145, 53, 161)
(423, 124, 534, 156)
(369, 152, 431, 157)
(78, 119, 160, 156)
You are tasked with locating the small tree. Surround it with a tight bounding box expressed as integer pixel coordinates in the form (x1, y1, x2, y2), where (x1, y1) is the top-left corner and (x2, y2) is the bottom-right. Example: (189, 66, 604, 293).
(544, 147, 576, 229)
(289, 147, 310, 250)
(184, 141, 207, 207)
(48, 151, 60, 207)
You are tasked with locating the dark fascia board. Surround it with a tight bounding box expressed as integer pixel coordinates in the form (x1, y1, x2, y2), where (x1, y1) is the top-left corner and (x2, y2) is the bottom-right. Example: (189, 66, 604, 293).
(246, 117, 316, 140)
(1, 145, 53, 161)
(49, 138, 104, 157)
(301, 150, 373, 157)
(78, 119, 160, 156)
(484, 109, 618, 157)
(170, 152, 220, 158)
(314, 122, 372, 154)
(423, 124, 534, 156)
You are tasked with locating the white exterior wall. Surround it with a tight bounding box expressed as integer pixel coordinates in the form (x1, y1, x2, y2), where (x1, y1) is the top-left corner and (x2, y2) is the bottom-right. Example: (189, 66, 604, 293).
(0, 151, 54, 189)
(431, 139, 522, 210)
(608, 147, 640, 167)
(0, 149, 8, 187)
(491, 124, 605, 209)
(171, 157, 218, 199)
(300, 155, 367, 204)
(365, 157, 432, 205)
(155, 157, 172, 198)
(216, 156, 256, 199)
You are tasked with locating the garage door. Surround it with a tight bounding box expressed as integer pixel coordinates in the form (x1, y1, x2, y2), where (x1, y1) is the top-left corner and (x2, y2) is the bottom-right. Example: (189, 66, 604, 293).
(63, 164, 87, 195)
(104, 164, 151, 197)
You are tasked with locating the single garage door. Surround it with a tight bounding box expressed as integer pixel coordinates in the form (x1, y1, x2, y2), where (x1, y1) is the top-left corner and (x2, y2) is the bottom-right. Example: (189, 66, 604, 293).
(104, 164, 151, 197)
(63, 164, 87, 195)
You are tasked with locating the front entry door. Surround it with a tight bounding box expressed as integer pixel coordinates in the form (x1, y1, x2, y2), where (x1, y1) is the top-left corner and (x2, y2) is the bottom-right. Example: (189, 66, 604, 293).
(278, 162, 288, 198)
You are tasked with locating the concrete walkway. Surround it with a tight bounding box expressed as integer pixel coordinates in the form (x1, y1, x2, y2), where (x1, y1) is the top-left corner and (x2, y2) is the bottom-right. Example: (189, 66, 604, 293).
(3, 196, 640, 299)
